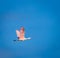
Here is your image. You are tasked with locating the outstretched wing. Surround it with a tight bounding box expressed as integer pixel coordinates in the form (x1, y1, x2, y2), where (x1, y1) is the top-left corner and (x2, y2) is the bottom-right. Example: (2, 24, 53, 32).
(16, 30, 20, 37)
(24, 37, 31, 40)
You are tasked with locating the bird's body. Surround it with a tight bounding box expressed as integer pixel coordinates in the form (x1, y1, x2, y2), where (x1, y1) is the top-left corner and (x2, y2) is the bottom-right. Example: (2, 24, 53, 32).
(16, 27, 31, 41)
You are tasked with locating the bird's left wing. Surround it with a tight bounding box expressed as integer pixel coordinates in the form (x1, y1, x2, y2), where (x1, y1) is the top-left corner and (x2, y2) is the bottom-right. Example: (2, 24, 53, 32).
(16, 30, 20, 37)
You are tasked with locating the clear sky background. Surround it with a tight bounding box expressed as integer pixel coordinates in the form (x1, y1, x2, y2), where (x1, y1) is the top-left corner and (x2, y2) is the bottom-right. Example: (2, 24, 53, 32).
(0, 0, 60, 58)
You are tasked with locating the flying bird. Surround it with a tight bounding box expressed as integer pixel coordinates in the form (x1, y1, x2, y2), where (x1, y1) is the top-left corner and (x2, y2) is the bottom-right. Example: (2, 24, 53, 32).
(14, 27, 31, 41)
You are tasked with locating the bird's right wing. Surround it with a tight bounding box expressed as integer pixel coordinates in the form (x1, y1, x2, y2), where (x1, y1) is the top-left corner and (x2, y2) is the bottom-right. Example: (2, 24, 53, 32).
(24, 37, 31, 40)
(16, 30, 20, 37)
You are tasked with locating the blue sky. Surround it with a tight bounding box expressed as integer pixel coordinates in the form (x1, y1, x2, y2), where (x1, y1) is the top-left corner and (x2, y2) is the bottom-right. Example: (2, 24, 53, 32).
(0, 0, 60, 58)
